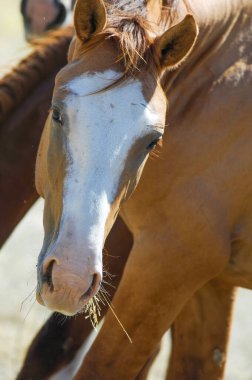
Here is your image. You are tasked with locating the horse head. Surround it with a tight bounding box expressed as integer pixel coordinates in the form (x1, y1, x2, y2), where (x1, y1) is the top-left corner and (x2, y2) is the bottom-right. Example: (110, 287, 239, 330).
(35, 0, 198, 316)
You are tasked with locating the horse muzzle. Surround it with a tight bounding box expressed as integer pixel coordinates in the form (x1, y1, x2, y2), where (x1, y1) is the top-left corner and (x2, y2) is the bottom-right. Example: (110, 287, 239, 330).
(36, 255, 102, 316)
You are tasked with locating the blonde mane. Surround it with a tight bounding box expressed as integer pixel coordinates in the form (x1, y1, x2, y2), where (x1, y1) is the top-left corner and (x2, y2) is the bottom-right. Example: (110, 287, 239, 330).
(78, 14, 156, 79)
(75, 0, 189, 81)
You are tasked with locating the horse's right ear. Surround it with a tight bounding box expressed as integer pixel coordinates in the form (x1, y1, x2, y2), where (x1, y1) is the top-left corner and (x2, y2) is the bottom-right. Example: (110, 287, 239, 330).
(74, 0, 107, 42)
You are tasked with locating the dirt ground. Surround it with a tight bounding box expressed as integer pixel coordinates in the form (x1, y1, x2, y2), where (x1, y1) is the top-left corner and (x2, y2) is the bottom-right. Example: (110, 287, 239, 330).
(1, 1, 252, 379)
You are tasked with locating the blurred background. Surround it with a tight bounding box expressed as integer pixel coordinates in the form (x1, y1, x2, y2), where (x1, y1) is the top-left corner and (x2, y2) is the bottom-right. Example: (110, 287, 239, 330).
(0, 1, 252, 379)
(0, 1, 52, 379)
(0, 0, 31, 71)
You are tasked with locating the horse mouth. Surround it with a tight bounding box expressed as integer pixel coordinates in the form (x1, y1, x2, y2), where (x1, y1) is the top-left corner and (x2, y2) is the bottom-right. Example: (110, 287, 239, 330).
(35, 272, 101, 314)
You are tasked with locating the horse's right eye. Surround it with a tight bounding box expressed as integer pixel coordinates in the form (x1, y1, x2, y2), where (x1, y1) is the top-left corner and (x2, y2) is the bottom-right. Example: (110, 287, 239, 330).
(52, 109, 63, 125)
(146, 138, 161, 151)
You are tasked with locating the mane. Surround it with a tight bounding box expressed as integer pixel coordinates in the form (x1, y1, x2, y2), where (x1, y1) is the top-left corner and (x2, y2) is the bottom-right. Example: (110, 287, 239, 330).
(80, 14, 156, 80)
(77, 0, 187, 83)
(0, 27, 73, 123)
(161, 0, 192, 28)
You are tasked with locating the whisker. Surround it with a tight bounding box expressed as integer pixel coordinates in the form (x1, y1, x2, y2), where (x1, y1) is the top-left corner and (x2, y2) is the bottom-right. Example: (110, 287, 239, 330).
(20, 285, 37, 312)
(103, 247, 119, 258)
(100, 284, 111, 296)
(102, 280, 116, 289)
(103, 270, 116, 280)
(103, 252, 120, 258)
(99, 288, 115, 309)
(23, 298, 37, 321)
(58, 313, 69, 326)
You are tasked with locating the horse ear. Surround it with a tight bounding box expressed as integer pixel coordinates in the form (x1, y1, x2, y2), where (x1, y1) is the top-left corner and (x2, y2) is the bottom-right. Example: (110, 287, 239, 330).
(74, 0, 107, 42)
(155, 15, 198, 70)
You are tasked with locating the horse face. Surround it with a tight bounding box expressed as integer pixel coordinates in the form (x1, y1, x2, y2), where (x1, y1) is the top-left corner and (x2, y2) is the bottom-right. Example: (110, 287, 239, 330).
(36, 61, 166, 316)
(35, 0, 198, 316)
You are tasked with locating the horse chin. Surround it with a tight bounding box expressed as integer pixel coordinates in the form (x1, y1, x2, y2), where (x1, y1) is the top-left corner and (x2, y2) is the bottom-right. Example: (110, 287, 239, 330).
(36, 289, 84, 316)
(50, 306, 82, 317)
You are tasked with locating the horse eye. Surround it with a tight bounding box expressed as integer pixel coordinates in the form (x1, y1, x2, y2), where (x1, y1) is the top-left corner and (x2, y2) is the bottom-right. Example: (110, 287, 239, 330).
(146, 138, 161, 150)
(52, 108, 62, 124)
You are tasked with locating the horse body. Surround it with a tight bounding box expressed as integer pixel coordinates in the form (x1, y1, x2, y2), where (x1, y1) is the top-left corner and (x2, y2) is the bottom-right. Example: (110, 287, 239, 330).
(166, 0, 252, 289)
(33, 0, 252, 379)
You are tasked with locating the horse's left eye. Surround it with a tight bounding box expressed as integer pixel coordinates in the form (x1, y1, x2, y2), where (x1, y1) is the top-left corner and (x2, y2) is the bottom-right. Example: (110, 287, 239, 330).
(52, 108, 62, 124)
(146, 138, 161, 150)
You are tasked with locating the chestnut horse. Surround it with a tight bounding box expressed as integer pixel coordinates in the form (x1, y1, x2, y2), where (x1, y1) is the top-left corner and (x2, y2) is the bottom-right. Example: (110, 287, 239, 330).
(0, 27, 72, 246)
(21, 0, 252, 378)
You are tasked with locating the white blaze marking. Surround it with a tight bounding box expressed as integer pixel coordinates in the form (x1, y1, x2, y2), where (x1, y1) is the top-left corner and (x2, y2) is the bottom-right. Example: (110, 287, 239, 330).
(57, 69, 160, 261)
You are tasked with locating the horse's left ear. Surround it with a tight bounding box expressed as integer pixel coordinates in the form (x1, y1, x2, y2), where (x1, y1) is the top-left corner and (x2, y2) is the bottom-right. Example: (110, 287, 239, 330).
(74, 0, 107, 42)
(155, 15, 198, 70)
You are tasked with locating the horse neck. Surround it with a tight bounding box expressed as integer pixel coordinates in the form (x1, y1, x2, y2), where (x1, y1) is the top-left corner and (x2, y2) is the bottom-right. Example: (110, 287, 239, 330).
(162, 0, 251, 118)
(0, 27, 72, 123)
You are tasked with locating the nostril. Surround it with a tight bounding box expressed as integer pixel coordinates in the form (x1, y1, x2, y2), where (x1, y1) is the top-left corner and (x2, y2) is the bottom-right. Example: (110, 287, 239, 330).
(80, 273, 101, 301)
(42, 259, 56, 291)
